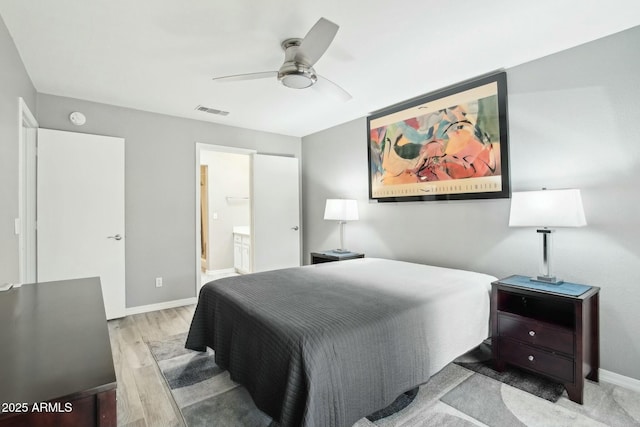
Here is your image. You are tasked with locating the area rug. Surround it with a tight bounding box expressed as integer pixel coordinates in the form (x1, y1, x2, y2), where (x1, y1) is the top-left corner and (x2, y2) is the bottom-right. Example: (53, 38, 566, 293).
(147, 335, 571, 426)
(147, 333, 273, 426)
(147, 333, 418, 426)
(365, 388, 418, 422)
(438, 370, 640, 427)
(452, 342, 564, 402)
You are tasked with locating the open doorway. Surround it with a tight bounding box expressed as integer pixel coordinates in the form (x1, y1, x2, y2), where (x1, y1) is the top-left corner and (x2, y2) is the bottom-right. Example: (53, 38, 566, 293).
(195, 144, 302, 296)
(195, 144, 255, 292)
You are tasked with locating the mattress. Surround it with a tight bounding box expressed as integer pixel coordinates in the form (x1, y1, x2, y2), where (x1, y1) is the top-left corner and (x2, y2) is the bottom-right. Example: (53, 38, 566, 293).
(185, 258, 495, 427)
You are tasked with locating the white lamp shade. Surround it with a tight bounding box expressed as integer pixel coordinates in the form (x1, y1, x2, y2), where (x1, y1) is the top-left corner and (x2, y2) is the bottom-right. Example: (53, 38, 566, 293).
(509, 189, 586, 227)
(324, 199, 359, 221)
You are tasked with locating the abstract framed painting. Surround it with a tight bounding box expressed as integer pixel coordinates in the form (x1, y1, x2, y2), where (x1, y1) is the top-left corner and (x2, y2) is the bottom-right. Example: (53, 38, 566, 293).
(367, 72, 510, 202)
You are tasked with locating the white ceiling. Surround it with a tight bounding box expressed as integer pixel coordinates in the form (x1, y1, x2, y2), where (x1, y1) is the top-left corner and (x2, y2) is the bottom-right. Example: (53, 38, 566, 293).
(1, 1, 639, 137)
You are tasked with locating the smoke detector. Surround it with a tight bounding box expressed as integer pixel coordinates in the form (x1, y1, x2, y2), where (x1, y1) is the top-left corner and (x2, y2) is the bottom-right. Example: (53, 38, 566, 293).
(69, 111, 86, 126)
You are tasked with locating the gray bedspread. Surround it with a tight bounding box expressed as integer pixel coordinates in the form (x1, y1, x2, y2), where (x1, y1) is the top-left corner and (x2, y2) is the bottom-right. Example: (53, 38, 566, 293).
(186, 260, 433, 427)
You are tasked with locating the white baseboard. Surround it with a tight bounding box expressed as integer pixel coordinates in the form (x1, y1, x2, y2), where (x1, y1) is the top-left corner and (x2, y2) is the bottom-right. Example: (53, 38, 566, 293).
(600, 369, 640, 392)
(125, 297, 197, 316)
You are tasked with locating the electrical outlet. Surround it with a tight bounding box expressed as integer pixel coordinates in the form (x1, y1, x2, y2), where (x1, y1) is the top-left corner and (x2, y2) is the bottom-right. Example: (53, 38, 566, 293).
(213, 212, 218, 220)
(155, 277, 163, 288)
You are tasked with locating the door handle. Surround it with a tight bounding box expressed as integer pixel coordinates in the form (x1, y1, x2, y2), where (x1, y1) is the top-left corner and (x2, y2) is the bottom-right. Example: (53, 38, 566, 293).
(107, 234, 123, 241)
(291, 226, 299, 231)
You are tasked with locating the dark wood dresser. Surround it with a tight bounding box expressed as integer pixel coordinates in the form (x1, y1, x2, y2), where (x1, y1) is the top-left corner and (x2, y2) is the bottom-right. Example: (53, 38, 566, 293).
(0, 277, 116, 426)
(491, 275, 599, 404)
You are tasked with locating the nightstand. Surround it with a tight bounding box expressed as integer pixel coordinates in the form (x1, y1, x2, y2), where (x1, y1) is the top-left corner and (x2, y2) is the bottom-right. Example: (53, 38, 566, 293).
(491, 275, 600, 404)
(310, 250, 364, 264)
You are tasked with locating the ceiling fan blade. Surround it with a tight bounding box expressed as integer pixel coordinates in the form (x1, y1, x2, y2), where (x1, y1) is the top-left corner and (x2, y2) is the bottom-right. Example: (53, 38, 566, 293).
(314, 75, 352, 102)
(212, 71, 277, 82)
(295, 17, 339, 66)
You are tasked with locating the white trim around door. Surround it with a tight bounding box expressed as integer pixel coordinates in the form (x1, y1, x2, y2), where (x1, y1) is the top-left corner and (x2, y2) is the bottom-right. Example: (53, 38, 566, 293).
(18, 97, 38, 285)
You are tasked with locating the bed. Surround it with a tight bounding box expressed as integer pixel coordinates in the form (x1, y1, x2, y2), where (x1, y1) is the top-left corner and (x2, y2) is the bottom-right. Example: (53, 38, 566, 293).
(185, 258, 496, 427)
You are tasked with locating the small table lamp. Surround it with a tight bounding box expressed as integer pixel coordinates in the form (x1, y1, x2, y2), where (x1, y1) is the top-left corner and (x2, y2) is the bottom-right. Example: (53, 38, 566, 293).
(324, 199, 359, 252)
(509, 188, 586, 284)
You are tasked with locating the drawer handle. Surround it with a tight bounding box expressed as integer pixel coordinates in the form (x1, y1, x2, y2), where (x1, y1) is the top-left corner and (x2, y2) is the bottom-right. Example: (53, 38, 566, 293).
(528, 355, 535, 362)
(529, 330, 536, 337)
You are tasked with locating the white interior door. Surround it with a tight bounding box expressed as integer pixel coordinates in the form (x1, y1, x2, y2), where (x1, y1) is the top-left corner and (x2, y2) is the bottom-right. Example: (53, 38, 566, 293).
(37, 128, 126, 319)
(252, 154, 300, 272)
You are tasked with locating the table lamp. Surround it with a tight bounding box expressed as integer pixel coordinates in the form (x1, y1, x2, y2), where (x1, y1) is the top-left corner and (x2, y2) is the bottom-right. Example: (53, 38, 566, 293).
(509, 188, 586, 284)
(324, 199, 359, 252)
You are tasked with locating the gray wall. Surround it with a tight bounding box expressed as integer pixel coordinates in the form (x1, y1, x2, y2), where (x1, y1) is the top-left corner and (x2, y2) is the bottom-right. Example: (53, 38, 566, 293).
(302, 26, 640, 380)
(37, 94, 301, 307)
(0, 16, 36, 285)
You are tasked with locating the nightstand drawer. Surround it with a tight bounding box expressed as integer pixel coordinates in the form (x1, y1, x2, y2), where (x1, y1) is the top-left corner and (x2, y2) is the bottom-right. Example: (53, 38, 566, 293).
(500, 338, 574, 383)
(498, 313, 574, 355)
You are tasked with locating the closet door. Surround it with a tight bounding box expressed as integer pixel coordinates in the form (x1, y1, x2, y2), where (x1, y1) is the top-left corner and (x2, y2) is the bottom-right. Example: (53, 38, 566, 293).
(37, 128, 126, 319)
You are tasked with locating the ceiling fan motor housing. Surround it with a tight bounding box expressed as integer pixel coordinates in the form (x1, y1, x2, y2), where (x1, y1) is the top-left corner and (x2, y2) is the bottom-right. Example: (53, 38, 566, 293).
(278, 38, 317, 89)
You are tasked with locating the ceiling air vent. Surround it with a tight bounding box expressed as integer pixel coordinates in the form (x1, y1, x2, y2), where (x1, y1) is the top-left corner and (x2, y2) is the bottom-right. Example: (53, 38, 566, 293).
(195, 105, 229, 116)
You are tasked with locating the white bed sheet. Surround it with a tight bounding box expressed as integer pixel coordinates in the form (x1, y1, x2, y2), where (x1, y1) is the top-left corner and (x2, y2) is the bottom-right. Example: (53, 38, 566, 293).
(314, 257, 496, 375)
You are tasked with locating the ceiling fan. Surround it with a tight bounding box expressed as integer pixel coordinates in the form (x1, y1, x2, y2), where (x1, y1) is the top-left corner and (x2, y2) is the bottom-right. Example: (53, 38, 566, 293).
(212, 17, 352, 101)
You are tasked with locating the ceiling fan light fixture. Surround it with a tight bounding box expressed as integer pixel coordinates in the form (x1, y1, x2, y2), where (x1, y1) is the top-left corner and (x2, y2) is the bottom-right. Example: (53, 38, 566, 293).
(278, 63, 317, 89)
(281, 73, 315, 89)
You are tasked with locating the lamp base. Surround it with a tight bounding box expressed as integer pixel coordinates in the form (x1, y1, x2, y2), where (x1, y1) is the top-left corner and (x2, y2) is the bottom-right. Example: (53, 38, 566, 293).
(534, 228, 564, 285)
(530, 275, 564, 285)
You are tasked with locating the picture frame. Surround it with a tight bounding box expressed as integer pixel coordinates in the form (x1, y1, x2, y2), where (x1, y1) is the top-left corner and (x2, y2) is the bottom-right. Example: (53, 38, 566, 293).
(367, 72, 510, 202)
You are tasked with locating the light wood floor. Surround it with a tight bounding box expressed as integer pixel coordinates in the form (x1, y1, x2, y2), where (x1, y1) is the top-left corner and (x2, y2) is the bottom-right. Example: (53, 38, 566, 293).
(107, 305, 196, 427)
